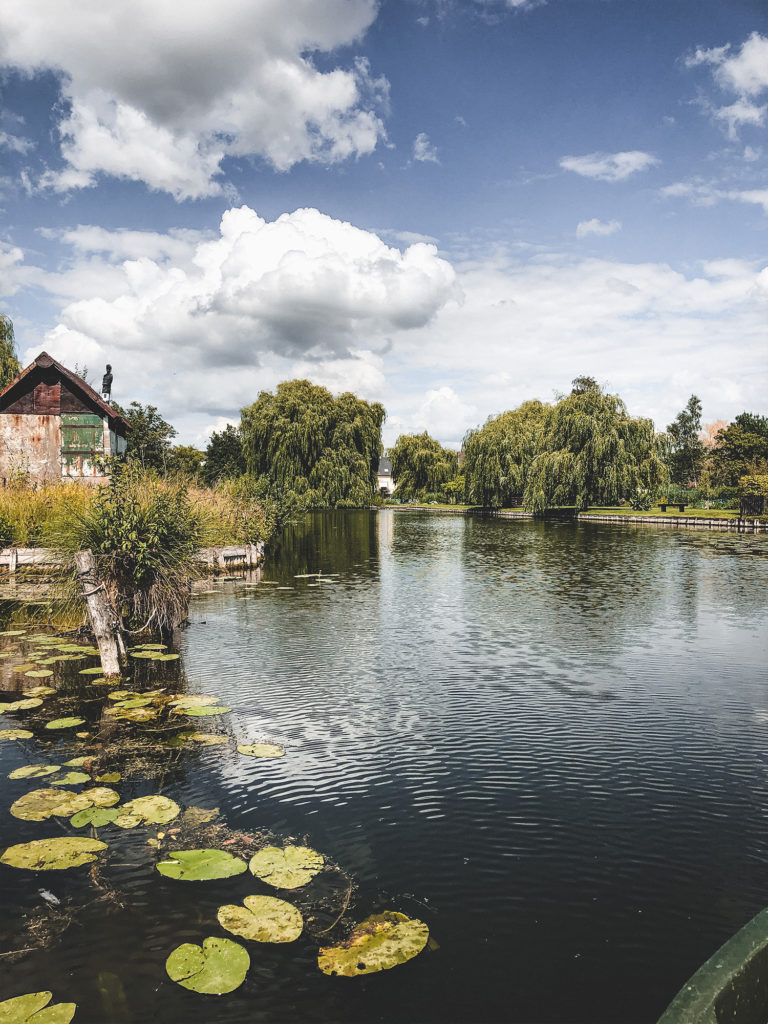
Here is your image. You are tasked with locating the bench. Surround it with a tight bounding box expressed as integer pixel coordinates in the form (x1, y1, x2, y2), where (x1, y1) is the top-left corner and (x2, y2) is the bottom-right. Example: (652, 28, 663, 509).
(658, 502, 686, 512)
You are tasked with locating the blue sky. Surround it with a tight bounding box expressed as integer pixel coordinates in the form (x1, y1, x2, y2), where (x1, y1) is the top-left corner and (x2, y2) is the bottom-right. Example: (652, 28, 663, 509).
(0, 0, 766, 448)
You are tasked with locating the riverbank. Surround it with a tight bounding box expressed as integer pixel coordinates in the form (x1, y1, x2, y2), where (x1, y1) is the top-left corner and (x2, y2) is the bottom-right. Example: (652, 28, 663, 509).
(380, 504, 767, 532)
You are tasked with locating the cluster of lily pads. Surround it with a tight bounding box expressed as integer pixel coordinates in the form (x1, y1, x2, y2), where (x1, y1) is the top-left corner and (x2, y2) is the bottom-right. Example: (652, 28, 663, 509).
(0, 625, 430, 1018)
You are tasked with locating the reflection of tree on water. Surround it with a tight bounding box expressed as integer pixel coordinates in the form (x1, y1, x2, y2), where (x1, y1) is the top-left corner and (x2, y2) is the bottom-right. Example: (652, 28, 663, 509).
(269, 510, 379, 579)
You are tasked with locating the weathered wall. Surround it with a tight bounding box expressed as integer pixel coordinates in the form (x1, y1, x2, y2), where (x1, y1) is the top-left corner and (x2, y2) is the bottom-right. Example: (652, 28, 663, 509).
(0, 414, 62, 485)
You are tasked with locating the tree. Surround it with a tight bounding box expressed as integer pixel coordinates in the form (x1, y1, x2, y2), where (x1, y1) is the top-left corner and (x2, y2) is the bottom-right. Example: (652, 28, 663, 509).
(665, 395, 706, 486)
(708, 417, 768, 486)
(240, 380, 384, 508)
(524, 377, 667, 512)
(0, 315, 21, 390)
(166, 445, 205, 480)
(389, 432, 458, 501)
(112, 401, 177, 471)
(202, 424, 246, 486)
(462, 400, 548, 507)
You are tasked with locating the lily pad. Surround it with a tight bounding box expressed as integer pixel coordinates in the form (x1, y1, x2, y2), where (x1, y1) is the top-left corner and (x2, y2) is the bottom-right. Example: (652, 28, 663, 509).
(154, 653, 179, 661)
(0, 991, 76, 1024)
(249, 845, 324, 889)
(156, 849, 247, 881)
(168, 695, 219, 709)
(12, 664, 39, 673)
(180, 706, 231, 717)
(84, 787, 120, 807)
(1, 836, 107, 871)
(50, 772, 90, 786)
(164, 730, 228, 748)
(108, 707, 158, 722)
(217, 895, 303, 943)
(0, 728, 33, 740)
(108, 691, 141, 701)
(11, 788, 94, 821)
(45, 718, 86, 730)
(96, 772, 121, 783)
(134, 644, 167, 650)
(317, 912, 429, 977)
(22, 687, 56, 697)
(8, 764, 61, 780)
(165, 936, 249, 995)
(0, 629, 26, 636)
(115, 697, 153, 709)
(129, 651, 159, 659)
(62, 757, 90, 767)
(78, 667, 106, 675)
(113, 795, 179, 828)
(1, 698, 43, 712)
(70, 806, 120, 828)
(237, 743, 285, 759)
(24, 670, 53, 679)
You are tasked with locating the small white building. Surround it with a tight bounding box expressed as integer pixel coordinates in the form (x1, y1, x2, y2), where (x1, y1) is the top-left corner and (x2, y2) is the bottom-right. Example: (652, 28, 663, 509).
(377, 456, 396, 497)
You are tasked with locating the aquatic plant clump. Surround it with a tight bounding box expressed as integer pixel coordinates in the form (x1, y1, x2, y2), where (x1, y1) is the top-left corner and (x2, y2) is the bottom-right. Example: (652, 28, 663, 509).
(317, 912, 429, 977)
(165, 936, 249, 995)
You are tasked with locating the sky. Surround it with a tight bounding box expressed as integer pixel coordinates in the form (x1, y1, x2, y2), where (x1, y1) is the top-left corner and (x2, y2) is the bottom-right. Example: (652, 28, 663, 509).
(0, 0, 766, 450)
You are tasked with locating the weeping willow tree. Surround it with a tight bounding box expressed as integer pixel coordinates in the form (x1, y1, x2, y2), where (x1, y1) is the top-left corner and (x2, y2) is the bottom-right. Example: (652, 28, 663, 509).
(463, 400, 549, 507)
(240, 380, 385, 508)
(524, 378, 667, 512)
(0, 315, 21, 389)
(389, 432, 458, 500)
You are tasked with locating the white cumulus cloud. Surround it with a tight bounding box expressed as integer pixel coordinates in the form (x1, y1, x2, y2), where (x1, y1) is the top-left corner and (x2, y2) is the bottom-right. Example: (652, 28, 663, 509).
(685, 32, 768, 137)
(0, 0, 387, 199)
(576, 219, 622, 238)
(560, 151, 659, 182)
(413, 132, 440, 163)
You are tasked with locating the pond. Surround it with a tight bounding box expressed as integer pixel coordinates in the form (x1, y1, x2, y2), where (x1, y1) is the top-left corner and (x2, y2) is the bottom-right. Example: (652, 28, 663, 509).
(1, 510, 767, 1023)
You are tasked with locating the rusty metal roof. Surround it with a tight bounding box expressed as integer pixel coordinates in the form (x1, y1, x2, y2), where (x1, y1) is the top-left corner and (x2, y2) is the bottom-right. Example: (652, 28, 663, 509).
(0, 351, 131, 432)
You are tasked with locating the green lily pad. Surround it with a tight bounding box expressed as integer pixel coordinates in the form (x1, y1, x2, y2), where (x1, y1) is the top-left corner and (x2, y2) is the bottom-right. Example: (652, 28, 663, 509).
(10, 788, 94, 821)
(96, 772, 121, 783)
(50, 772, 90, 786)
(78, 667, 106, 675)
(83, 787, 120, 808)
(1, 836, 107, 871)
(45, 718, 86, 730)
(113, 795, 179, 828)
(1, 698, 43, 712)
(164, 730, 228, 748)
(12, 664, 39, 673)
(24, 670, 53, 679)
(168, 695, 219, 709)
(217, 895, 303, 943)
(129, 651, 159, 659)
(62, 757, 91, 767)
(134, 644, 167, 650)
(70, 806, 120, 828)
(248, 845, 324, 889)
(108, 691, 141, 701)
(0, 990, 76, 1024)
(8, 764, 61, 780)
(22, 687, 56, 697)
(165, 936, 249, 995)
(180, 706, 231, 717)
(154, 654, 179, 661)
(317, 912, 429, 977)
(115, 697, 153, 709)
(0, 629, 26, 636)
(108, 707, 158, 722)
(0, 728, 33, 740)
(156, 849, 247, 881)
(237, 743, 285, 759)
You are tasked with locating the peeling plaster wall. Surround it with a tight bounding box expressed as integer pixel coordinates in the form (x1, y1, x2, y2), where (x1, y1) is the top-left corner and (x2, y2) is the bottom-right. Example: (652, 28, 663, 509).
(0, 414, 62, 486)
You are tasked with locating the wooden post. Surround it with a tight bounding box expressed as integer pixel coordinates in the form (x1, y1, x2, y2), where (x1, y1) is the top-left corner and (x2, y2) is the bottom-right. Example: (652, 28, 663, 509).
(74, 549, 122, 676)
(8, 547, 17, 574)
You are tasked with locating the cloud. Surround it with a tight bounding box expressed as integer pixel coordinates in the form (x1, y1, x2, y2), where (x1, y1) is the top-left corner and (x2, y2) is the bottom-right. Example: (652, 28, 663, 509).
(560, 151, 659, 182)
(576, 219, 621, 239)
(0, 131, 33, 154)
(661, 180, 768, 215)
(413, 132, 440, 163)
(0, 0, 387, 199)
(685, 32, 768, 138)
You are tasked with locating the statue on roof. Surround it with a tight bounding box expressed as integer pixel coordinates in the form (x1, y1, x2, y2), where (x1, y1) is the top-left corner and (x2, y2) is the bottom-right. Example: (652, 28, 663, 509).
(101, 364, 113, 400)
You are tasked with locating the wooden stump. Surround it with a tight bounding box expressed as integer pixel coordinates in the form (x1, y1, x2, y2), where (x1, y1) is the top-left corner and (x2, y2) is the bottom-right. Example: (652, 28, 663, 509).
(74, 549, 123, 676)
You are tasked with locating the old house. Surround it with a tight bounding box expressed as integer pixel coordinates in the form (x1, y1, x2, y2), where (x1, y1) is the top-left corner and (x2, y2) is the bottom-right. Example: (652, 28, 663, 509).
(0, 352, 130, 486)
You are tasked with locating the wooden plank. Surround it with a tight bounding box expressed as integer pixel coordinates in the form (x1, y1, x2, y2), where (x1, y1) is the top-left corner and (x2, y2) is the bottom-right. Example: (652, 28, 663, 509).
(74, 549, 123, 676)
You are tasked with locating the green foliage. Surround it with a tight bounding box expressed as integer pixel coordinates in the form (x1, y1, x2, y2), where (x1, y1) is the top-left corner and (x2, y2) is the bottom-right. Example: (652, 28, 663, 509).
(524, 381, 667, 512)
(166, 445, 204, 480)
(630, 491, 654, 511)
(709, 420, 768, 486)
(734, 412, 768, 439)
(389, 432, 458, 501)
(112, 401, 177, 471)
(462, 401, 548, 507)
(240, 380, 384, 508)
(739, 475, 768, 497)
(0, 314, 21, 390)
(665, 395, 706, 486)
(440, 476, 465, 504)
(202, 424, 246, 486)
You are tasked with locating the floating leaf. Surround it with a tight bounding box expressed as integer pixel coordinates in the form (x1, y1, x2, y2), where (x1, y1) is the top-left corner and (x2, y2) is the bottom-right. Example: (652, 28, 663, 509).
(129, 651, 159, 659)
(249, 845, 324, 889)
(24, 670, 53, 679)
(165, 936, 249, 995)
(45, 718, 85, 730)
(84, 787, 120, 808)
(168, 695, 219, 709)
(12, 663, 39, 673)
(108, 708, 158, 722)
(0, 728, 33, 740)
(180, 706, 231, 717)
(0, 991, 76, 1024)
(70, 807, 119, 828)
(78, 667, 106, 675)
(8, 764, 60, 780)
(134, 644, 167, 651)
(154, 654, 179, 661)
(217, 895, 303, 943)
(96, 772, 121, 783)
(180, 806, 219, 828)
(156, 849, 247, 881)
(87, 678, 109, 686)
(50, 772, 90, 786)
(1, 698, 43, 712)
(22, 687, 56, 697)
(237, 743, 285, 759)
(317, 912, 429, 977)
(1, 836, 107, 871)
(115, 697, 153, 709)
(62, 757, 90, 767)
(108, 691, 141, 701)
(164, 730, 228, 748)
(0, 629, 26, 636)
(11, 788, 93, 821)
(113, 795, 179, 828)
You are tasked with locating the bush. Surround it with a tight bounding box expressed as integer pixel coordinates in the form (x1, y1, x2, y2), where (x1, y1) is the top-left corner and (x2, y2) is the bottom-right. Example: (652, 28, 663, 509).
(630, 492, 653, 511)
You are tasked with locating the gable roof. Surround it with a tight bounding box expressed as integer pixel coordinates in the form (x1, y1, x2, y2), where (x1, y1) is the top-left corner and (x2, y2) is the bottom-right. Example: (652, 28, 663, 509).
(0, 352, 131, 431)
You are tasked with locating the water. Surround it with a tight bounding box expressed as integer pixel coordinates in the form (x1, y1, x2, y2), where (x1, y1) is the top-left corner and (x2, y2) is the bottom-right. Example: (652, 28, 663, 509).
(1, 511, 767, 1022)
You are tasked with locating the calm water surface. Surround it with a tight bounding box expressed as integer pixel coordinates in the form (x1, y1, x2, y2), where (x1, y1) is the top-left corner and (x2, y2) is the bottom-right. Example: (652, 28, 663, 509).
(1, 511, 767, 1023)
